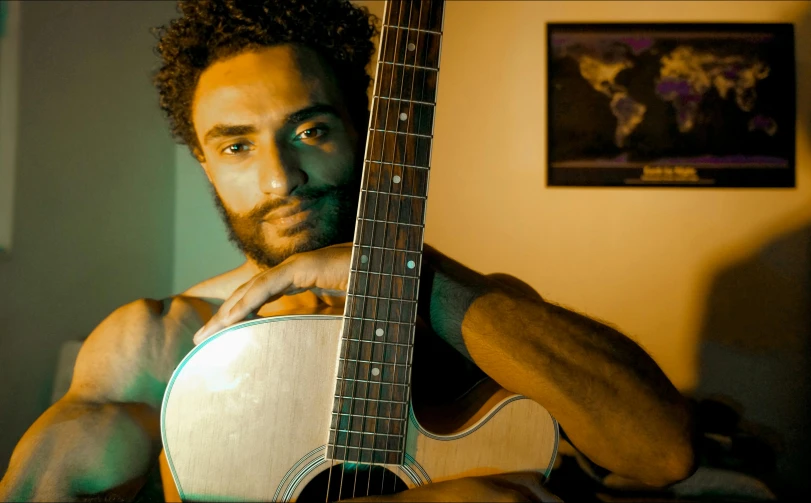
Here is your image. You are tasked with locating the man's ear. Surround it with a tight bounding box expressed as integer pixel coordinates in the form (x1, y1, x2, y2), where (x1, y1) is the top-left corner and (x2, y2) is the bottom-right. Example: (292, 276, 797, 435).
(200, 164, 213, 184)
(199, 162, 213, 184)
(193, 147, 213, 183)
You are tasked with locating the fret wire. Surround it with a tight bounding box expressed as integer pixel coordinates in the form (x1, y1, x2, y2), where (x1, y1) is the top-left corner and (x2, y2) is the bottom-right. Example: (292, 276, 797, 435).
(366, 160, 429, 170)
(332, 412, 408, 422)
(339, 358, 411, 367)
(353, 244, 420, 254)
(362, 189, 427, 200)
(335, 395, 409, 405)
(382, 25, 442, 35)
(369, 129, 432, 139)
(346, 316, 416, 325)
(350, 302, 420, 327)
(347, 293, 418, 304)
(358, 217, 424, 228)
(328, 446, 403, 454)
(378, 61, 438, 72)
(340, 338, 412, 348)
(373, 96, 436, 107)
(336, 377, 410, 386)
(330, 428, 403, 437)
(350, 269, 417, 279)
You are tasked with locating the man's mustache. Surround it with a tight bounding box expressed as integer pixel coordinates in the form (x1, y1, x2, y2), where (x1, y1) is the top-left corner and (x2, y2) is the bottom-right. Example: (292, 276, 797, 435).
(245, 184, 357, 221)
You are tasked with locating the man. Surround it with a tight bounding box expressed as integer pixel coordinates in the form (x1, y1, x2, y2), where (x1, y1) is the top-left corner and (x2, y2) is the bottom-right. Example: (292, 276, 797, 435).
(0, 0, 695, 501)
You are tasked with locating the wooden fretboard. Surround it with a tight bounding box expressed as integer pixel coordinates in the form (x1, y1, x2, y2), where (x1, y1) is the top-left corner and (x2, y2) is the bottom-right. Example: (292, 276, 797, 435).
(327, 0, 445, 465)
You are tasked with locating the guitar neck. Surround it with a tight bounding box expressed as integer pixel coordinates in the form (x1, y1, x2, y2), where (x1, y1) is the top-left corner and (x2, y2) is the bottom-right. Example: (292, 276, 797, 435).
(329, 0, 445, 465)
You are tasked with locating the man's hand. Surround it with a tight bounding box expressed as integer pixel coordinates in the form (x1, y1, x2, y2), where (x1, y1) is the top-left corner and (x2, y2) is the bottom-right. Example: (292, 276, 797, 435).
(348, 472, 560, 502)
(193, 243, 353, 344)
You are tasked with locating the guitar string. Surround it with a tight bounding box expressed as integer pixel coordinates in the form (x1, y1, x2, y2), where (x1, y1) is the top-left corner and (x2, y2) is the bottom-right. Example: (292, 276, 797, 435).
(381, 0, 433, 495)
(354, 0, 412, 497)
(326, 0, 398, 500)
(341, 0, 406, 499)
(329, 0, 437, 497)
(369, 0, 422, 497)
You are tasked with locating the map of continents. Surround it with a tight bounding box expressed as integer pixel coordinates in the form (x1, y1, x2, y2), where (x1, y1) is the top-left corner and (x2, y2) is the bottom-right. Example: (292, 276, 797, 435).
(556, 37, 776, 149)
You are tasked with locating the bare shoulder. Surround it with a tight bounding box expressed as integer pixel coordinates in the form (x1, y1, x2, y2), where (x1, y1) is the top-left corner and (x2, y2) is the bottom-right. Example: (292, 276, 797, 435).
(67, 296, 220, 409)
(64, 266, 252, 408)
(486, 273, 543, 302)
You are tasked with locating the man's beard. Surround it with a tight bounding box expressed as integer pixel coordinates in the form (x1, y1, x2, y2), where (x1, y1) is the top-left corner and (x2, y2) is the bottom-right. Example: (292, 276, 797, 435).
(211, 180, 359, 269)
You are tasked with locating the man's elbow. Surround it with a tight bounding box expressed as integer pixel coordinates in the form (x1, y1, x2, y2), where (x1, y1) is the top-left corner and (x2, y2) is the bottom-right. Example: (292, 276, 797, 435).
(646, 433, 698, 488)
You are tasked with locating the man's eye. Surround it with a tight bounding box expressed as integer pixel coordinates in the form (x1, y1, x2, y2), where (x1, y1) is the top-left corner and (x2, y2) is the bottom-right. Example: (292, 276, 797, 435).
(295, 126, 328, 142)
(221, 143, 251, 155)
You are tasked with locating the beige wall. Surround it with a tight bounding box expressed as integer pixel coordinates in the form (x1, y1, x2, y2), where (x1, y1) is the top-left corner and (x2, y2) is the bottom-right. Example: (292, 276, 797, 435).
(423, 1, 811, 492)
(0, 1, 178, 474)
(428, 0, 811, 390)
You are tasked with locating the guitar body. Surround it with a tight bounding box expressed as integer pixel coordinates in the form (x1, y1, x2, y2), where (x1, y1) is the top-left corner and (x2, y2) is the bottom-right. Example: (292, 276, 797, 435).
(161, 314, 558, 501)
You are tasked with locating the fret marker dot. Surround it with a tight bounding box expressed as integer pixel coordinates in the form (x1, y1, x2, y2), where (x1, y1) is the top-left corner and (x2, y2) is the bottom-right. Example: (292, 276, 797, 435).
(372, 367, 380, 376)
(375, 328, 384, 337)
(360, 255, 368, 264)
(392, 175, 401, 184)
(407, 43, 416, 51)
(399, 112, 408, 121)
(407, 260, 416, 269)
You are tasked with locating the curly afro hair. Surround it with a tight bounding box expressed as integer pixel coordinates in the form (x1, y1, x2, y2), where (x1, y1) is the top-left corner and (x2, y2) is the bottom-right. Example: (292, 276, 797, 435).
(152, 0, 378, 158)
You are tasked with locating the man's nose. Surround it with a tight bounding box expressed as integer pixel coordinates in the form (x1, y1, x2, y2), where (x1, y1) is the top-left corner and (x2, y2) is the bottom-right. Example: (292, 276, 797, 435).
(257, 142, 307, 196)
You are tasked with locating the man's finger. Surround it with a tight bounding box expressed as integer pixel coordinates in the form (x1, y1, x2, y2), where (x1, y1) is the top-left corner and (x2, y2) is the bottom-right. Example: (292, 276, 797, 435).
(226, 273, 292, 322)
(218, 276, 258, 319)
(193, 266, 296, 344)
(192, 278, 256, 344)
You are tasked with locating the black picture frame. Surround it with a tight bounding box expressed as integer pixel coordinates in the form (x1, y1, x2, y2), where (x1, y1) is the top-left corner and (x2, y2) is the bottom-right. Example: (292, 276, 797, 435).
(546, 23, 796, 188)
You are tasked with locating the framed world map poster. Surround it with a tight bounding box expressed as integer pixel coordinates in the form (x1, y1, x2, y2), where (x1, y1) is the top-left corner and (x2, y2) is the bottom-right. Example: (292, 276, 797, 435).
(547, 23, 795, 188)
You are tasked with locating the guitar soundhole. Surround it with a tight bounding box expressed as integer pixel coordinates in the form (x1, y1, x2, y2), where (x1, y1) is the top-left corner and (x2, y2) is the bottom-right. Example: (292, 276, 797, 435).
(297, 464, 408, 502)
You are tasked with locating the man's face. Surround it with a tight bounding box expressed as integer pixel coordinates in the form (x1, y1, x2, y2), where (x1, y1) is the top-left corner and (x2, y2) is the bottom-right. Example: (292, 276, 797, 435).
(192, 45, 361, 269)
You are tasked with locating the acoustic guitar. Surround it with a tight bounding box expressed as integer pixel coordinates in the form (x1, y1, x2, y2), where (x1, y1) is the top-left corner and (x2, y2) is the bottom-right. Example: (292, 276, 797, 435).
(160, 0, 558, 500)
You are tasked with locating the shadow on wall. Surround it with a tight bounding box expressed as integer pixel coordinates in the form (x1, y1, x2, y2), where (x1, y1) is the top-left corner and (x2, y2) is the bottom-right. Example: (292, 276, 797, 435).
(694, 221, 811, 497)
(693, 7, 811, 498)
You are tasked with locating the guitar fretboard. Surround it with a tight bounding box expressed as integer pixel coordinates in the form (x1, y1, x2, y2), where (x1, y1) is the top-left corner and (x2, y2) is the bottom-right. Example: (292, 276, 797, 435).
(328, 0, 445, 466)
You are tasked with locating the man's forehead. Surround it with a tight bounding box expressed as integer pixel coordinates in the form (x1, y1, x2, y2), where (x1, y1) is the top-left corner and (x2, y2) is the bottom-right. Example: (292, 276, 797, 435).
(192, 45, 341, 128)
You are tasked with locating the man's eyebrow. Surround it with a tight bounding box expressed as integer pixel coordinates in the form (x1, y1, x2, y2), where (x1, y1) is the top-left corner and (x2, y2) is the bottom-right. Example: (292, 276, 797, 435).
(285, 104, 341, 126)
(202, 104, 341, 146)
(203, 124, 258, 145)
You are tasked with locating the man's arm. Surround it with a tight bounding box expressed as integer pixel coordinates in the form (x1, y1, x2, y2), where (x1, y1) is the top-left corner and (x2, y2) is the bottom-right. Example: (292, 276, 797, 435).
(418, 245, 696, 488)
(192, 243, 695, 493)
(0, 298, 205, 502)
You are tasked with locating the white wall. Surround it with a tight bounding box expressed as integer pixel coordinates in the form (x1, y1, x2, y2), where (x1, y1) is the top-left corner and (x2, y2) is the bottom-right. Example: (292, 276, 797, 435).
(0, 0, 178, 474)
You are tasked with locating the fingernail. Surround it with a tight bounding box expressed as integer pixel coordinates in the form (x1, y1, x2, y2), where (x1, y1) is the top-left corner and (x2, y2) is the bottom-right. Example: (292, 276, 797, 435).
(193, 327, 206, 345)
